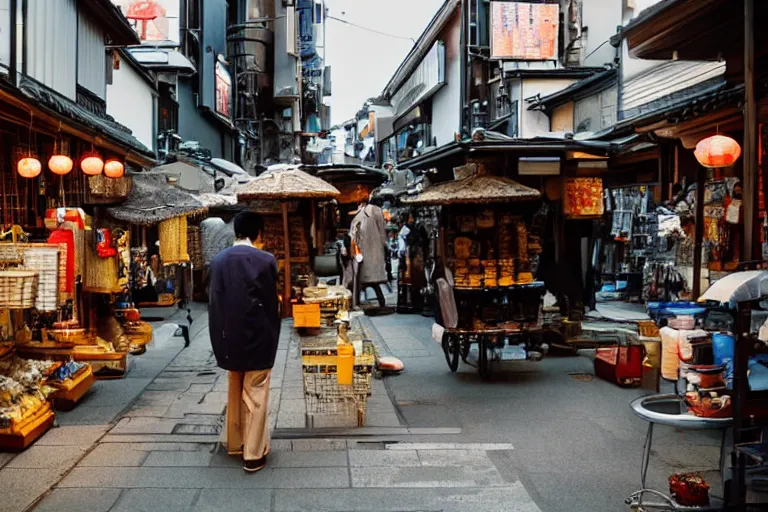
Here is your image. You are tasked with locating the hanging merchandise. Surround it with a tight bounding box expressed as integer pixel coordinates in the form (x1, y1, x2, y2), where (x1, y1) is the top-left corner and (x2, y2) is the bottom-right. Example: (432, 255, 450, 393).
(113, 229, 130, 290)
(130, 247, 157, 304)
(158, 216, 190, 265)
(96, 229, 117, 258)
(84, 229, 119, 294)
(47, 230, 75, 294)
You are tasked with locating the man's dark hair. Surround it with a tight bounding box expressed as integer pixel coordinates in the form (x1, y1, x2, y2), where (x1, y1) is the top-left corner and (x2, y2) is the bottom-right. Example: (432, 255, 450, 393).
(234, 211, 264, 241)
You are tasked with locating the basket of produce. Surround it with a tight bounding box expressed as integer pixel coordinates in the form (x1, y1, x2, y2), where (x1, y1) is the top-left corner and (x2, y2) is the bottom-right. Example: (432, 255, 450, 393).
(0, 270, 38, 309)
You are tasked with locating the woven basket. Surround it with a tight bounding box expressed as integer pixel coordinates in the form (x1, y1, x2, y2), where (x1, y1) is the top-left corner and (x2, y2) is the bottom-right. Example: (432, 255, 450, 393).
(159, 216, 190, 265)
(0, 270, 38, 309)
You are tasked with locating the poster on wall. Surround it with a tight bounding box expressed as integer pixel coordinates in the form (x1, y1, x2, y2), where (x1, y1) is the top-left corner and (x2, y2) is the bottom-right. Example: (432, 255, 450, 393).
(113, 0, 180, 44)
(564, 178, 604, 217)
(490, 1, 559, 60)
(215, 62, 231, 118)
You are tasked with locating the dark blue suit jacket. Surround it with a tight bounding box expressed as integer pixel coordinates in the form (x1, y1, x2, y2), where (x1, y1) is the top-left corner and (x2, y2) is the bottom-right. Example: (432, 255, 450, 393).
(208, 245, 280, 371)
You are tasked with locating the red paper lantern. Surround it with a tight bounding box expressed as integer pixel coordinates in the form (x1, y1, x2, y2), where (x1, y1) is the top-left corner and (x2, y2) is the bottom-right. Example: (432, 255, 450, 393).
(17, 157, 42, 178)
(48, 155, 74, 175)
(104, 159, 125, 178)
(81, 151, 104, 176)
(694, 135, 742, 168)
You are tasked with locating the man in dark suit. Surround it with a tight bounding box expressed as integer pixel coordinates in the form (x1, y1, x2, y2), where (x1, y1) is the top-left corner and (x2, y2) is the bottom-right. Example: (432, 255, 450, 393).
(209, 211, 280, 473)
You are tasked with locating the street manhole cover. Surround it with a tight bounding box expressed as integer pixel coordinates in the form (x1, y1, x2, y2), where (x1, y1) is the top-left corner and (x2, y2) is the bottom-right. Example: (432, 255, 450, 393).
(568, 372, 594, 382)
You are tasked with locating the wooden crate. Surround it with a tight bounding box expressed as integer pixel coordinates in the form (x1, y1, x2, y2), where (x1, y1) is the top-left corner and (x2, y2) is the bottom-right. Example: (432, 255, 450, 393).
(72, 350, 128, 380)
(50, 365, 96, 411)
(293, 303, 321, 328)
(0, 402, 55, 451)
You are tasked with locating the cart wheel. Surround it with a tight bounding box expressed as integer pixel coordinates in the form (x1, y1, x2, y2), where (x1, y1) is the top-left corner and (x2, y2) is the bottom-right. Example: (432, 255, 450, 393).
(478, 335, 493, 380)
(460, 335, 471, 363)
(442, 331, 460, 372)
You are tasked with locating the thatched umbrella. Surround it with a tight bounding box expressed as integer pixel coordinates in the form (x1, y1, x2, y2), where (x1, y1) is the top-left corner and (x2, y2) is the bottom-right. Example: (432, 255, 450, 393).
(236, 165, 340, 200)
(107, 173, 208, 226)
(402, 173, 541, 206)
(235, 165, 340, 316)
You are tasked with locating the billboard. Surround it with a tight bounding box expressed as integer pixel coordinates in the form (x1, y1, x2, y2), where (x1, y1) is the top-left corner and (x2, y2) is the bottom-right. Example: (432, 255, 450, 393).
(491, 1, 559, 60)
(215, 62, 231, 118)
(112, 0, 180, 44)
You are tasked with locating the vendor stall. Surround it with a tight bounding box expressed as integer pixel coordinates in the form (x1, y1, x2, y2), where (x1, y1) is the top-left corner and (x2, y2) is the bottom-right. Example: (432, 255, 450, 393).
(107, 173, 208, 345)
(403, 161, 548, 378)
(236, 165, 340, 317)
(625, 270, 768, 509)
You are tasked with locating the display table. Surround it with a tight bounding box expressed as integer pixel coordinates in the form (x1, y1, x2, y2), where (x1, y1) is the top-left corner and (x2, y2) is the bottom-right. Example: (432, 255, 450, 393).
(627, 393, 730, 510)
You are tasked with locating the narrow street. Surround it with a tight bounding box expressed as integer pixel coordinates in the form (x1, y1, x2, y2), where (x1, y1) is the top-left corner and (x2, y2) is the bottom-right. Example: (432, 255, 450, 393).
(0, 307, 722, 512)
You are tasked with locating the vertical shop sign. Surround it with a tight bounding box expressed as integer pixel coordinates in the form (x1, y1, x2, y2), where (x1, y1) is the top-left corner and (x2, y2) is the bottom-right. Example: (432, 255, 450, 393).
(215, 62, 231, 117)
(116, 0, 180, 44)
(490, 1, 559, 60)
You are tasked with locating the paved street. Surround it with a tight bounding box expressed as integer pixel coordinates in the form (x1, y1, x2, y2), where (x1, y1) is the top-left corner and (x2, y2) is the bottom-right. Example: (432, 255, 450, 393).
(0, 305, 724, 512)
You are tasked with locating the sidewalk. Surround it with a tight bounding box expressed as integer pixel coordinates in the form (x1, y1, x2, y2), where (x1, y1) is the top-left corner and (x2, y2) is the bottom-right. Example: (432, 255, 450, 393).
(21, 310, 543, 512)
(0, 307, 205, 512)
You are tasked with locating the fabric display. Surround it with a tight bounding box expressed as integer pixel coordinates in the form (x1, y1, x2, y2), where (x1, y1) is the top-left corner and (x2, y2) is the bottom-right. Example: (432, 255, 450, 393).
(47, 229, 75, 294)
(643, 262, 687, 301)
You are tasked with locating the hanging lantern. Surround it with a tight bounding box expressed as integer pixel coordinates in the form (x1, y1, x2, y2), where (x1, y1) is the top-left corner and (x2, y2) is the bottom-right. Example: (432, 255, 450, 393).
(80, 150, 104, 176)
(104, 158, 125, 178)
(694, 135, 742, 168)
(18, 157, 42, 178)
(49, 135, 73, 175)
(48, 155, 74, 175)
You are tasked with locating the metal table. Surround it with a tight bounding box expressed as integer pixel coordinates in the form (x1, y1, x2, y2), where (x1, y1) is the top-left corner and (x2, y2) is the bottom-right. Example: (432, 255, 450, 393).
(627, 393, 731, 510)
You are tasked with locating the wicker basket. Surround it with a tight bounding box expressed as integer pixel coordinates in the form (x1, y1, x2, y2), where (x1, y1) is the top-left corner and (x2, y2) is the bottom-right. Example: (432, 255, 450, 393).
(637, 320, 660, 338)
(0, 270, 38, 309)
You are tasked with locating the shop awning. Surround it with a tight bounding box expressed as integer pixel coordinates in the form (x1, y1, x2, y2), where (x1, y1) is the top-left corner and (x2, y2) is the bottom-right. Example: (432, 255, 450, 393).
(699, 271, 768, 307)
(107, 173, 207, 225)
(399, 136, 613, 171)
(402, 172, 541, 206)
(10, 77, 155, 164)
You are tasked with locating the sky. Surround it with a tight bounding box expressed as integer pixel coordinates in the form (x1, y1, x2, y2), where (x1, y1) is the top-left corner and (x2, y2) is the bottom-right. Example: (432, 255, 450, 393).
(324, 0, 446, 126)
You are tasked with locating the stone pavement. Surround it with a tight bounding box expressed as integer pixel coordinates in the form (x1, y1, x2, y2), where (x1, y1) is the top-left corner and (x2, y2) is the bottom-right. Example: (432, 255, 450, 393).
(21, 308, 544, 512)
(0, 307, 203, 512)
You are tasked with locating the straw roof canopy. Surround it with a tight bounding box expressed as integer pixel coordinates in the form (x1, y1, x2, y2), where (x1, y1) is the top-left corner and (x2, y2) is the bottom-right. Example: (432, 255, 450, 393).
(107, 173, 208, 226)
(402, 173, 541, 206)
(236, 165, 340, 200)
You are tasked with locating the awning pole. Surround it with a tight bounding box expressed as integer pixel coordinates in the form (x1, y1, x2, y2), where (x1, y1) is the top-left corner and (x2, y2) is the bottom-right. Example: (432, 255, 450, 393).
(282, 201, 292, 318)
(744, 0, 758, 261)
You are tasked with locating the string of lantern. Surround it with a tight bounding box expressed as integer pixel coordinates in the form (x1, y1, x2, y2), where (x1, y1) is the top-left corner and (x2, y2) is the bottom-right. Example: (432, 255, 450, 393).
(16, 114, 126, 180)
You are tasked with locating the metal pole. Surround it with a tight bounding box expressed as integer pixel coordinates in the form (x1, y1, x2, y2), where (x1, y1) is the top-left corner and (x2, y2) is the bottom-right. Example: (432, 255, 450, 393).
(744, 0, 758, 261)
(692, 167, 705, 298)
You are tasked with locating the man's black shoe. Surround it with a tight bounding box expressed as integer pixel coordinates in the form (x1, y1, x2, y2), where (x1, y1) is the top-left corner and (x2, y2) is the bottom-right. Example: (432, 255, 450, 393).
(243, 455, 267, 473)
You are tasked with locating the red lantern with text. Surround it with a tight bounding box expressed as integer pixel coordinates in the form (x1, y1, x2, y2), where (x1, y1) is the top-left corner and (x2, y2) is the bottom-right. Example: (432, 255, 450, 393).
(18, 157, 42, 178)
(48, 155, 74, 176)
(694, 135, 742, 168)
(81, 151, 104, 176)
(104, 159, 125, 178)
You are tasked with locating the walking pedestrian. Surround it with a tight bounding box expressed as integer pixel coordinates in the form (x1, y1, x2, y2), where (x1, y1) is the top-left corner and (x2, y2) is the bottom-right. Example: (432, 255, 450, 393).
(350, 199, 388, 308)
(208, 211, 280, 473)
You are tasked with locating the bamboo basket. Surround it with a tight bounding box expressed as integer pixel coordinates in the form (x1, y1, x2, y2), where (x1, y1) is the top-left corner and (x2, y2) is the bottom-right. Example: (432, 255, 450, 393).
(0, 270, 38, 309)
(159, 216, 190, 265)
(83, 230, 121, 294)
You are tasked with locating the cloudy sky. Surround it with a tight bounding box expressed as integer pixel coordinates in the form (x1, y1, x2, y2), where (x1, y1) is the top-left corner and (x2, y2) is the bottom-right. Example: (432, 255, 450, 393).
(324, 0, 445, 126)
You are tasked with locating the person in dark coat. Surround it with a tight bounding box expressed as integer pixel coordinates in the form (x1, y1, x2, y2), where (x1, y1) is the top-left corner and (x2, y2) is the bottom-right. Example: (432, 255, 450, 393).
(208, 211, 279, 473)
